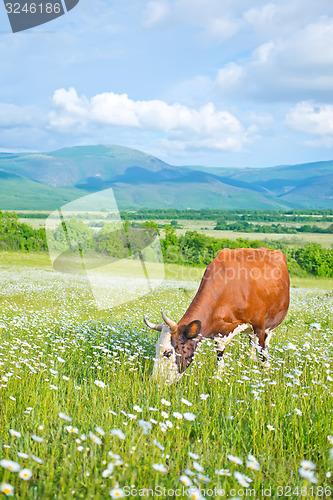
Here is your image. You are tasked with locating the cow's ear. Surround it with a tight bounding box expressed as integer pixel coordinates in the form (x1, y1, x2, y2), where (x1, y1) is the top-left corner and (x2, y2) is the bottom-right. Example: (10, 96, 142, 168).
(184, 320, 201, 339)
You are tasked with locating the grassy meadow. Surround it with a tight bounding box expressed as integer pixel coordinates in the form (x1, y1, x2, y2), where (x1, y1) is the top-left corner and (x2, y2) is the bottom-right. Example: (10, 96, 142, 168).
(0, 252, 332, 499)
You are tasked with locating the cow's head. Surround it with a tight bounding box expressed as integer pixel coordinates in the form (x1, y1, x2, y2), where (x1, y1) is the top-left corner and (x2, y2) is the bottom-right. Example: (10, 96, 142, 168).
(144, 312, 202, 384)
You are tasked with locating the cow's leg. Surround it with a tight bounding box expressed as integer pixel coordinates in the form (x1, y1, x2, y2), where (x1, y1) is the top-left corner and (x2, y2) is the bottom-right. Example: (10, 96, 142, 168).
(248, 327, 258, 360)
(216, 344, 225, 375)
(255, 325, 267, 366)
(215, 322, 253, 375)
(262, 328, 274, 367)
(264, 328, 274, 351)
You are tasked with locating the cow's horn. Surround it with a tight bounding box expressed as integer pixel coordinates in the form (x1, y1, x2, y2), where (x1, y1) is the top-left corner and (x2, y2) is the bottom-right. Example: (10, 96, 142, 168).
(161, 311, 178, 332)
(144, 315, 163, 331)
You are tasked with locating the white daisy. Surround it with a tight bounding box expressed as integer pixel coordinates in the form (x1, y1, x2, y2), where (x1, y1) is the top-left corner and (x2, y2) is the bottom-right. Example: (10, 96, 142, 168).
(180, 474, 192, 486)
(173, 412, 183, 419)
(234, 471, 250, 487)
(299, 468, 318, 483)
(109, 488, 125, 498)
(65, 426, 79, 434)
(19, 469, 32, 481)
(193, 461, 204, 472)
(153, 440, 165, 451)
(152, 463, 167, 473)
(95, 427, 105, 436)
(181, 398, 192, 406)
(110, 429, 125, 440)
(94, 380, 106, 388)
(59, 412, 72, 422)
(89, 431, 102, 445)
(183, 412, 196, 421)
(188, 487, 204, 500)
(215, 468, 231, 476)
(102, 469, 112, 478)
(227, 454, 243, 465)
(0, 459, 20, 472)
(9, 429, 21, 438)
(31, 435, 44, 443)
(0, 483, 14, 497)
(300, 460, 316, 470)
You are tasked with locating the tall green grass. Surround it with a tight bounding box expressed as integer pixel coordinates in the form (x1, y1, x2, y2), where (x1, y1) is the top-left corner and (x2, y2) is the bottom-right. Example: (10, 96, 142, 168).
(0, 255, 332, 499)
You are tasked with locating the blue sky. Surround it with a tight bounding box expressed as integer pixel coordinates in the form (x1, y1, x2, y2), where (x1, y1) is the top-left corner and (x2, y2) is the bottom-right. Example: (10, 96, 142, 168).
(1, 0, 333, 168)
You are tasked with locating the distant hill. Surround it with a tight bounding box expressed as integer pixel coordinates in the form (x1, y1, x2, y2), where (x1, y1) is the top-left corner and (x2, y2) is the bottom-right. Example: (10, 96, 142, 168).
(0, 145, 332, 210)
(200, 160, 333, 202)
(0, 170, 86, 210)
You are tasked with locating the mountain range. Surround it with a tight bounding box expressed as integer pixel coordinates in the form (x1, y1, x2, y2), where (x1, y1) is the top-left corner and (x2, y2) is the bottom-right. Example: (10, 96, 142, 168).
(0, 145, 332, 210)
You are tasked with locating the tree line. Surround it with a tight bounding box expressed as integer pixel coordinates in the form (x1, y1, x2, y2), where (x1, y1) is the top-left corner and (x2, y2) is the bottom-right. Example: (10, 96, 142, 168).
(119, 208, 333, 223)
(214, 219, 333, 234)
(0, 210, 47, 251)
(1, 210, 333, 278)
(160, 225, 333, 278)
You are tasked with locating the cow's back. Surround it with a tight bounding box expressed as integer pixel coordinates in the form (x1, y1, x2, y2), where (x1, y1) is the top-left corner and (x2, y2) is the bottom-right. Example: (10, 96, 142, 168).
(206, 247, 290, 330)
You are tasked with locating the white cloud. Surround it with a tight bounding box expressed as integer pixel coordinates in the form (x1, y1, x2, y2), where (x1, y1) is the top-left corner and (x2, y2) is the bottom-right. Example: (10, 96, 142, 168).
(280, 19, 333, 68)
(252, 42, 275, 64)
(141, 0, 333, 41)
(203, 16, 241, 40)
(216, 63, 244, 91)
(0, 104, 44, 129)
(140, 0, 251, 39)
(51, 88, 89, 127)
(213, 18, 333, 102)
(142, 1, 170, 28)
(286, 101, 333, 136)
(242, 111, 273, 127)
(243, 3, 278, 27)
(49, 87, 252, 152)
(305, 137, 333, 148)
(170, 0, 244, 40)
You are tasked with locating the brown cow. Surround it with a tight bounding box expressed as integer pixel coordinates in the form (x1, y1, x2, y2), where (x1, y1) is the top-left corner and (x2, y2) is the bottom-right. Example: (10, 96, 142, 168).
(144, 247, 290, 383)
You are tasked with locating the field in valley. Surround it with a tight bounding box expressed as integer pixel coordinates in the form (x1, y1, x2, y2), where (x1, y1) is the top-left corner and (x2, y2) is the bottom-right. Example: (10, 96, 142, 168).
(0, 252, 332, 499)
(181, 228, 333, 249)
(16, 212, 333, 249)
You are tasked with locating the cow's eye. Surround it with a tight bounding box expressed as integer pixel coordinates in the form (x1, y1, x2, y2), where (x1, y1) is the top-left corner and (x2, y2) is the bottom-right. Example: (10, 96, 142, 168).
(163, 350, 173, 358)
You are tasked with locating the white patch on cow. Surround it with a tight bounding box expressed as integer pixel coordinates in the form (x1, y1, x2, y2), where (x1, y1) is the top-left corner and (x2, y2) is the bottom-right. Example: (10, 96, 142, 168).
(264, 328, 274, 349)
(214, 323, 254, 375)
(215, 323, 253, 350)
(260, 328, 274, 368)
(249, 330, 259, 360)
(216, 354, 225, 375)
(152, 326, 183, 385)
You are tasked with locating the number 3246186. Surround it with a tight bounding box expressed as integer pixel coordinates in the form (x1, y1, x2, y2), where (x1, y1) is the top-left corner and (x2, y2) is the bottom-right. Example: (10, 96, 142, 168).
(5, 3, 62, 14)
(277, 486, 332, 497)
